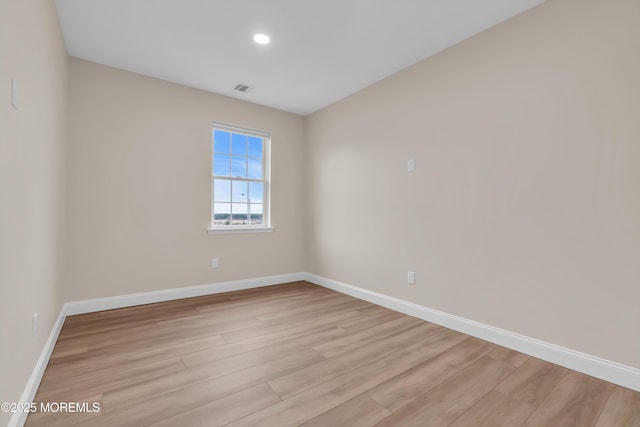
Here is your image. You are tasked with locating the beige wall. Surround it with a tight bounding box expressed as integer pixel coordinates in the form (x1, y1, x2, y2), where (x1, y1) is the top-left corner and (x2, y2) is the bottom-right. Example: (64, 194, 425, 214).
(65, 59, 306, 300)
(306, 0, 640, 368)
(0, 0, 68, 424)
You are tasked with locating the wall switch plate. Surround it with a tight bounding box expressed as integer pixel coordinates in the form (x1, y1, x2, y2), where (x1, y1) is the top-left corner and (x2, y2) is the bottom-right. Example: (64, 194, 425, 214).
(32, 312, 38, 338)
(407, 271, 416, 284)
(407, 159, 415, 172)
(11, 77, 18, 110)
(211, 258, 219, 268)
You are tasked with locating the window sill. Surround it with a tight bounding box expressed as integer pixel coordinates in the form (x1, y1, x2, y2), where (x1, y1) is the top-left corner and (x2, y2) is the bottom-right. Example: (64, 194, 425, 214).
(207, 227, 274, 235)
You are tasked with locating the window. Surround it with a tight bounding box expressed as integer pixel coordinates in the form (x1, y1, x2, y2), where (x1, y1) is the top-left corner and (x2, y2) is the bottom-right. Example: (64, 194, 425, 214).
(209, 122, 272, 234)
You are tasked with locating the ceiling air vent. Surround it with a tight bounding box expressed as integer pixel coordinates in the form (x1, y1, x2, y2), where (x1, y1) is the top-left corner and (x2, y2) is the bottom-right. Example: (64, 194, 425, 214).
(233, 82, 254, 93)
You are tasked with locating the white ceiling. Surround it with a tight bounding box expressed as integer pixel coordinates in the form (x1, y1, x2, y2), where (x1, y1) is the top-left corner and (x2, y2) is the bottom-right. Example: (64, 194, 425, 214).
(55, 0, 544, 116)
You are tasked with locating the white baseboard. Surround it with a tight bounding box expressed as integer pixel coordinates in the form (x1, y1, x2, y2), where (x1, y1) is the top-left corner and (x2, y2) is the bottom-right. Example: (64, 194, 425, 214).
(64, 272, 307, 315)
(303, 272, 640, 392)
(9, 308, 66, 427)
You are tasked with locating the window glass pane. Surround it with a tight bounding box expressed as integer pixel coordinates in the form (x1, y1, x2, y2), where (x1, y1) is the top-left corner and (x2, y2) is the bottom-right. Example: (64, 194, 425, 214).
(249, 182, 263, 203)
(214, 131, 230, 153)
(214, 202, 230, 213)
(250, 203, 263, 214)
(232, 180, 248, 203)
(231, 156, 247, 177)
(231, 202, 248, 214)
(250, 204, 263, 225)
(232, 216, 248, 224)
(232, 133, 247, 155)
(247, 157, 262, 179)
(213, 154, 231, 176)
(213, 179, 231, 202)
(248, 137, 262, 158)
(212, 213, 231, 225)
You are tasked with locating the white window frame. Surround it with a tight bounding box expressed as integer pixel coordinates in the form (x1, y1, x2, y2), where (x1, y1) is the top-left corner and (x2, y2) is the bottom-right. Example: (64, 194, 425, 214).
(207, 121, 273, 235)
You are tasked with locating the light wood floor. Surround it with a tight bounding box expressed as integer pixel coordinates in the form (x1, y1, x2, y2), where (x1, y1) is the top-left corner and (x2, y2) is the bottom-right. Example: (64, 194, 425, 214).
(26, 281, 639, 426)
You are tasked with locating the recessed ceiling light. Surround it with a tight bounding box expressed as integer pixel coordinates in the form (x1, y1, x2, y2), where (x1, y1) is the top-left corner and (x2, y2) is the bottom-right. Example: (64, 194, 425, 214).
(253, 33, 270, 45)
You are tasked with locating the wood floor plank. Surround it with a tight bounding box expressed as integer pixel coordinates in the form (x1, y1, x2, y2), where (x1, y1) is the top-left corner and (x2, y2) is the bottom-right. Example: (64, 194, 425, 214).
(311, 315, 425, 358)
(35, 356, 186, 403)
(156, 292, 324, 327)
(448, 389, 536, 427)
(49, 342, 89, 359)
(219, 308, 362, 346)
(253, 293, 356, 322)
(56, 314, 257, 355)
(220, 281, 318, 301)
(336, 306, 404, 331)
(145, 383, 281, 427)
(60, 283, 313, 337)
(495, 357, 568, 407)
(178, 305, 397, 369)
(487, 346, 530, 367)
(450, 361, 570, 426)
(101, 348, 324, 412)
(86, 350, 324, 427)
(301, 394, 392, 427)
(523, 371, 614, 427)
(45, 333, 226, 374)
(595, 386, 640, 427)
(368, 336, 495, 413)
(180, 326, 345, 368)
(26, 281, 637, 427)
(268, 323, 447, 400)
(221, 300, 368, 343)
(228, 328, 470, 427)
(375, 356, 516, 427)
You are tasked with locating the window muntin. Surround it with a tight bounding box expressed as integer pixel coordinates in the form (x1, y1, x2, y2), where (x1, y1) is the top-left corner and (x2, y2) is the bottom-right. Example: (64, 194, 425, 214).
(211, 123, 270, 229)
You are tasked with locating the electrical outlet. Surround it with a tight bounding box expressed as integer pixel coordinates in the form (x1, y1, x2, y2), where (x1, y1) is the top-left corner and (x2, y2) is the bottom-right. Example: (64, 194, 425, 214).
(407, 271, 416, 285)
(211, 258, 219, 268)
(32, 312, 38, 338)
